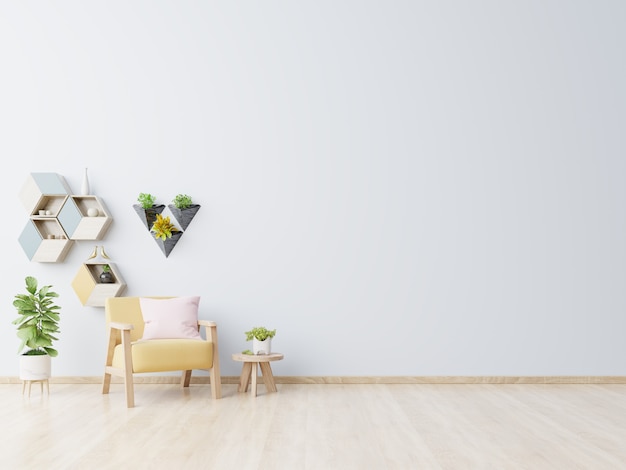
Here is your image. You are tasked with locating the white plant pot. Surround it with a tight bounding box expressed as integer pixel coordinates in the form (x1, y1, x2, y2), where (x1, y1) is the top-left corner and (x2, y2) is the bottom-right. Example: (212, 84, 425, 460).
(19, 354, 51, 381)
(253, 338, 272, 355)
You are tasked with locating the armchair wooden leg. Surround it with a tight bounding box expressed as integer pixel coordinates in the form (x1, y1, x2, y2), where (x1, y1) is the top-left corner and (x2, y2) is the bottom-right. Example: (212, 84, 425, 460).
(121, 329, 135, 408)
(102, 326, 118, 395)
(210, 366, 222, 399)
(182, 370, 192, 387)
(102, 372, 112, 395)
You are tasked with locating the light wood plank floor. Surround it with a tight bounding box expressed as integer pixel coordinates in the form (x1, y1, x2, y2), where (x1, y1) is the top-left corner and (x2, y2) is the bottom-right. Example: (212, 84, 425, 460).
(1, 382, 625, 469)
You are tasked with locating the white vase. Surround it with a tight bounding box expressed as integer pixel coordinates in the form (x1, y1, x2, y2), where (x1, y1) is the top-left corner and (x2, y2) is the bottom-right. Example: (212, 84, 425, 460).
(19, 354, 51, 381)
(253, 338, 272, 355)
(81, 168, 90, 195)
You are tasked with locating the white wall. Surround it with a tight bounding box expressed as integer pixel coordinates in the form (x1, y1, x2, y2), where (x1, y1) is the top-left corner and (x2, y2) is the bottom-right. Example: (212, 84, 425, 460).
(1, 1, 624, 378)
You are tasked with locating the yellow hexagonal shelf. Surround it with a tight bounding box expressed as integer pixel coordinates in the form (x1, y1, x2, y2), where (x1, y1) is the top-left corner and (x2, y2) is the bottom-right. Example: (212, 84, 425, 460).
(72, 262, 126, 307)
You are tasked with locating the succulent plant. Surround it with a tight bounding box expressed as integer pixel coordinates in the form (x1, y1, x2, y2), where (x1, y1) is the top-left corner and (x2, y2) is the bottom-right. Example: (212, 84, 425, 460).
(151, 213, 180, 241)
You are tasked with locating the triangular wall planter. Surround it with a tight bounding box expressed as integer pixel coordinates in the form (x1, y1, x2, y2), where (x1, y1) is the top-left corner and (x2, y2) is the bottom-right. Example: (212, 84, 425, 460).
(153, 231, 183, 258)
(133, 204, 165, 231)
(168, 204, 200, 231)
(134, 201, 200, 258)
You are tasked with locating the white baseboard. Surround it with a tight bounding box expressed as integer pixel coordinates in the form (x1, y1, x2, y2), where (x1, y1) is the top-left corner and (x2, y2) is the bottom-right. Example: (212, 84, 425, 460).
(2, 376, 625, 384)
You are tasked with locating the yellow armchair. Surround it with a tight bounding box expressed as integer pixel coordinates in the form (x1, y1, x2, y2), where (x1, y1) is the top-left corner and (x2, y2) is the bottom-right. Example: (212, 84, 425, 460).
(102, 296, 221, 407)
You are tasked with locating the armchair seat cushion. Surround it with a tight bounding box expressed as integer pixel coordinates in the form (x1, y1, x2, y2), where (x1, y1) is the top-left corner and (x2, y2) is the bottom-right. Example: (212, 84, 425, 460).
(112, 339, 214, 373)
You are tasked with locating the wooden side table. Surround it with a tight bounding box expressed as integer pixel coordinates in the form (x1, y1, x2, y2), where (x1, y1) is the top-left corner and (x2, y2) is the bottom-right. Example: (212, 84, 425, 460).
(232, 353, 284, 397)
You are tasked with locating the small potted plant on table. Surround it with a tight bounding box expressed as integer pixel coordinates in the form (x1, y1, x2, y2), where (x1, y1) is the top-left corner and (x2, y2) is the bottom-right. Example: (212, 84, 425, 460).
(245, 326, 276, 355)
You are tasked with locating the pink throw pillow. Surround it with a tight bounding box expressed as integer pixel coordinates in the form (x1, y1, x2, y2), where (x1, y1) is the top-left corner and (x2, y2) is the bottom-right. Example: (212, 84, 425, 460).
(139, 296, 202, 340)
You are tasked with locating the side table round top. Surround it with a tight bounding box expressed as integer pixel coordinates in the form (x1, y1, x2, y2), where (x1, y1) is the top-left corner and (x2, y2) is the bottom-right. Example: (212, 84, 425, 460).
(232, 352, 284, 363)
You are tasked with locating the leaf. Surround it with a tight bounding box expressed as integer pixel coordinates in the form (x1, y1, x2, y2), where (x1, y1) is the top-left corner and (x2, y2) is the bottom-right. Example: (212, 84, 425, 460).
(25, 276, 38, 295)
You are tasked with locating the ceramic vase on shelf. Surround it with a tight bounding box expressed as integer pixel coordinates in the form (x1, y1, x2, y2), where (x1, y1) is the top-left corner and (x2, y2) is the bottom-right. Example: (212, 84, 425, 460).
(81, 168, 90, 195)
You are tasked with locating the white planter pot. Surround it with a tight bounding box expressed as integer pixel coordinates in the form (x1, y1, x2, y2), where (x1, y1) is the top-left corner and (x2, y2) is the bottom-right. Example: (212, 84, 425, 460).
(19, 354, 51, 381)
(253, 338, 272, 355)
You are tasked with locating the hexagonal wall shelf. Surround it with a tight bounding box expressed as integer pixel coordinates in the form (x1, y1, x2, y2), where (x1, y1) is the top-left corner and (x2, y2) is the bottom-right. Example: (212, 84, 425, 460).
(19, 172, 72, 213)
(18, 219, 73, 263)
(59, 196, 112, 240)
(72, 262, 126, 307)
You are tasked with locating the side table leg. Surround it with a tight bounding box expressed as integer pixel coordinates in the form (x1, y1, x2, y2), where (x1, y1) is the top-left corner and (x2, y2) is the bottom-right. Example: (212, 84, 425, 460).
(251, 363, 258, 397)
(259, 362, 278, 392)
(238, 363, 252, 392)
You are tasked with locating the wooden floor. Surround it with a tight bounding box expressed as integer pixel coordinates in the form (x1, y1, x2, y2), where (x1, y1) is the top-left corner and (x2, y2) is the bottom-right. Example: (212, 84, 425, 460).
(1, 382, 625, 469)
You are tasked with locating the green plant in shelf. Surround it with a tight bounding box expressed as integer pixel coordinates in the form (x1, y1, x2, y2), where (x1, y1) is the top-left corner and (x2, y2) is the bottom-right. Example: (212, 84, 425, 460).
(172, 194, 193, 210)
(245, 327, 276, 342)
(137, 193, 157, 209)
(12, 276, 61, 357)
(151, 213, 180, 240)
(102, 264, 111, 273)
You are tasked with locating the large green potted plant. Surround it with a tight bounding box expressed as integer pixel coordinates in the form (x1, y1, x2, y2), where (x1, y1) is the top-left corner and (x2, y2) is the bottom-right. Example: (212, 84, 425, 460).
(245, 326, 276, 355)
(12, 276, 61, 381)
(168, 193, 201, 231)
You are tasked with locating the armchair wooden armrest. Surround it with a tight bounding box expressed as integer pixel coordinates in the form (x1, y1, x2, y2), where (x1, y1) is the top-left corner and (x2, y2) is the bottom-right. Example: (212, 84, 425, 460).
(103, 320, 135, 407)
(109, 322, 134, 331)
(196, 320, 221, 399)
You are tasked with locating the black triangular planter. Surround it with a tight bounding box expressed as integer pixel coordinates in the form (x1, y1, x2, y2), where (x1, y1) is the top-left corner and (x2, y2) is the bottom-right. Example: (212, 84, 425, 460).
(168, 204, 200, 231)
(133, 204, 165, 231)
(153, 231, 183, 258)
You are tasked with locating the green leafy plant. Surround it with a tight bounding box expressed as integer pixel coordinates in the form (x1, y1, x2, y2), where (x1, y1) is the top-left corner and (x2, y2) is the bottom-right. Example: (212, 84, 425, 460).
(245, 327, 276, 342)
(12, 276, 61, 357)
(102, 264, 111, 273)
(137, 193, 156, 209)
(242, 349, 253, 355)
(151, 213, 180, 240)
(172, 194, 193, 210)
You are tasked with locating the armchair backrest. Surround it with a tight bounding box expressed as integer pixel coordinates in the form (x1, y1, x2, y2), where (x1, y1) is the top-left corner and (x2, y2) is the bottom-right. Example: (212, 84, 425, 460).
(105, 296, 171, 343)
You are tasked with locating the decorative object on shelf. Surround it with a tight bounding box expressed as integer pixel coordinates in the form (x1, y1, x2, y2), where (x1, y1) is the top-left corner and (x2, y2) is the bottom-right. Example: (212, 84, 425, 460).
(168, 194, 201, 231)
(245, 326, 277, 355)
(71, 246, 126, 307)
(12, 276, 61, 389)
(81, 168, 90, 195)
(100, 245, 110, 259)
(87, 245, 98, 260)
(87, 207, 99, 217)
(18, 172, 113, 261)
(100, 264, 114, 283)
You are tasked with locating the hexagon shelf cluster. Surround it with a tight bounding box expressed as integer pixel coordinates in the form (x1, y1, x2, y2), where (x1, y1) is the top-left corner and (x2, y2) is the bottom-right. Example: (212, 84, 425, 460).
(18, 172, 113, 262)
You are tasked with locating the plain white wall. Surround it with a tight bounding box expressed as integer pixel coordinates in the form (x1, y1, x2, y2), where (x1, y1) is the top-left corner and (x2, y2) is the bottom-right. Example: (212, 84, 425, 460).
(1, 1, 624, 378)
